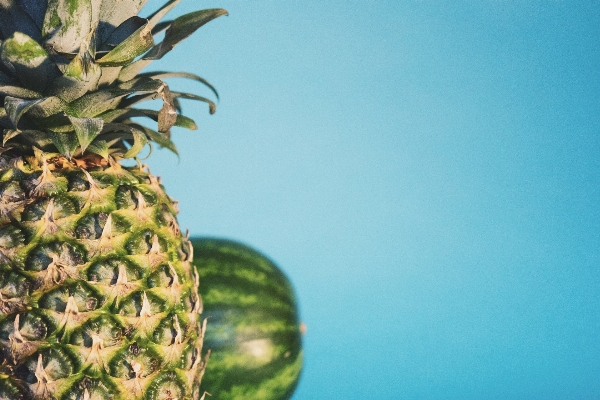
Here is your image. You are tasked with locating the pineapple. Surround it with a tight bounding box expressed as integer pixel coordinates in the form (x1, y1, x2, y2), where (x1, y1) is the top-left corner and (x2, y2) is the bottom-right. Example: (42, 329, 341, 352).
(0, 1, 226, 399)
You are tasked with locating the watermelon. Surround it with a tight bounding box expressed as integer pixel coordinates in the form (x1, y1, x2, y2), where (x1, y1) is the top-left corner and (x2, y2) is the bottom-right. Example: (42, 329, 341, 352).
(191, 238, 304, 399)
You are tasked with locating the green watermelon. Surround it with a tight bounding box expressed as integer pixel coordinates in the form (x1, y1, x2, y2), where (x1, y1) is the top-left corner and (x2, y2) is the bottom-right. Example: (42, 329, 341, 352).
(191, 238, 304, 399)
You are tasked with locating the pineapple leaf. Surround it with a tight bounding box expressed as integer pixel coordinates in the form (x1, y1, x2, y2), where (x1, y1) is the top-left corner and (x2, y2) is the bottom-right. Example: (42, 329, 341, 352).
(151, 20, 170, 35)
(146, 0, 181, 29)
(48, 130, 78, 159)
(3, 96, 44, 128)
(97, 0, 147, 44)
(0, 0, 41, 41)
(15, 0, 48, 30)
(42, 0, 94, 54)
(0, 85, 42, 99)
(97, 22, 154, 67)
(26, 96, 66, 119)
(86, 138, 110, 158)
(138, 71, 219, 100)
(98, 108, 195, 130)
(143, 9, 228, 60)
(0, 32, 61, 92)
(2, 128, 21, 145)
(171, 91, 216, 115)
(68, 77, 163, 117)
(101, 16, 146, 50)
(68, 116, 104, 154)
(158, 84, 176, 132)
(135, 124, 178, 155)
(122, 126, 147, 158)
(118, 8, 227, 80)
(101, 121, 149, 156)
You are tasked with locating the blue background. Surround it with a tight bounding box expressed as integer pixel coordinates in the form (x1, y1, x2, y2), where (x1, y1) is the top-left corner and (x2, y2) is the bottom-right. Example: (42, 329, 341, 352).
(142, 2, 600, 399)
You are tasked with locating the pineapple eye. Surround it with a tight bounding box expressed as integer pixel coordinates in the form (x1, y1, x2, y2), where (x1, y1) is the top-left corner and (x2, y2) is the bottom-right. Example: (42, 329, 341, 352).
(25, 242, 86, 272)
(38, 282, 103, 313)
(69, 315, 124, 347)
(144, 371, 186, 400)
(126, 229, 166, 255)
(21, 196, 78, 222)
(0, 181, 26, 202)
(107, 344, 161, 379)
(86, 257, 142, 285)
(0, 270, 32, 298)
(20, 347, 75, 383)
(115, 290, 165, 317)
(75, 213, 109, 239)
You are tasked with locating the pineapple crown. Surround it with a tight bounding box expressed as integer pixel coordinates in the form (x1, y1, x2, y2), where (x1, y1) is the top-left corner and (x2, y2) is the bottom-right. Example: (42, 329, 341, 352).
(0, 0, 227, 163)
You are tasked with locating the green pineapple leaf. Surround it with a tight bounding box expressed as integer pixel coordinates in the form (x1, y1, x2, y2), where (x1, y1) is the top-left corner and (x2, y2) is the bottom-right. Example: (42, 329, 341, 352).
(146, 0, 181, 29)
(144, 8, 228, 60)
(136, 124, 178, 155)
(42, 0, 94, 54)
(0, 85, 42, 99)
(48, 130, 78, 158)
(171, 91, 216, 114)
(122, 126, 147, 158)
(2, 128, 21, 145)
(97, 0, 147, 45)
(138, 71, 219, 99)
(118, 8, 227, 81)
(68, 77, 163, 117)
(101, 16, 146, 50)
(0, 0, 41, 41)
(68, 116, 104, 154)
(97, 21, 154, 67)
(86, 139, 110, 158)
(0, 32, 61, 92)
(14, 0, 47, 30)
(3, 96, 44, 128)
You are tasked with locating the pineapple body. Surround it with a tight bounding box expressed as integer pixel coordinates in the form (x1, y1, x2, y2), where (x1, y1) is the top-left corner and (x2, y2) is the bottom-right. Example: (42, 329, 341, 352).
(0, 155, 206, 399)
(0, 1, 226, 398)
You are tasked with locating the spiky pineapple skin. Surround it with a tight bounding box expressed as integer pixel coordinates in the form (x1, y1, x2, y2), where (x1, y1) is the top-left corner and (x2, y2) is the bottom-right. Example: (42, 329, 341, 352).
(0, 153, 206, 400)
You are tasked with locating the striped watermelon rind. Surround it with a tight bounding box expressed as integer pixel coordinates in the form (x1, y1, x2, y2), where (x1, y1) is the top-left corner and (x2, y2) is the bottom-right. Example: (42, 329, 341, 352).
(191, 238, 304, 399)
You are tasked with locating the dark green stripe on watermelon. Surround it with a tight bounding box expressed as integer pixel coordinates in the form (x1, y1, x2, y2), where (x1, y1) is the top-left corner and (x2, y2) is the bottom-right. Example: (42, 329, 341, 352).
(192, 238, 303, 400)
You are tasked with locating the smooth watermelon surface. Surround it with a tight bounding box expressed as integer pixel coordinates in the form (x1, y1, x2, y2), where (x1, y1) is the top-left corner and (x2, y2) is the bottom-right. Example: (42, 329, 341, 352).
(191, 238, 304, 399)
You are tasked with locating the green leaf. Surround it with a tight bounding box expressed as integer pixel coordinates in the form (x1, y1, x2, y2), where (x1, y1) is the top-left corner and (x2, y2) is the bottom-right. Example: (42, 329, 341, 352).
(68, 77, 163, 117)
(122, 126, 147, 158)
(98, 108, 195, 130)
(42, 0, 94, 54)
(0, 0, 41, 41)
(118, 59, 152, 82)
(0, 85, 42, 99)
(137, 124, 178, 155)
(45, 44, 102, 102)
(101, 16, 146, 50)
(3, 96, 44, 128)
(26, 96, 66, 119)
(143, 9, 228, 60)
(48, 130, 78, 159)
(86, 139, 110, 159)
(0, 32, 61, 92)
(171, 91, 216, 114)
(146, 0, 180, 29)
(119, 7, 227, 80)
(97, 0, 147, 44)
(97, 22, 154, 67)
(137, 71, 219, 99)
(2, 128, 21, 145)
(68, 116, 103, 154)
(17, 0, 48, 30)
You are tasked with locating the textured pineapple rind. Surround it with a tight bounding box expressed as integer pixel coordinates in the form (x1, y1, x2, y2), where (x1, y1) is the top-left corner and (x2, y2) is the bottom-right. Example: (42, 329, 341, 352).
(0, 153, 206, 400)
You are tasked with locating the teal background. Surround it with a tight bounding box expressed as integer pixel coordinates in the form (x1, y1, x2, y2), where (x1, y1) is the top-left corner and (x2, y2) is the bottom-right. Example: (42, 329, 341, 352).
(142, 2, 600, 399)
